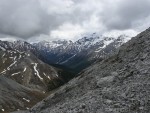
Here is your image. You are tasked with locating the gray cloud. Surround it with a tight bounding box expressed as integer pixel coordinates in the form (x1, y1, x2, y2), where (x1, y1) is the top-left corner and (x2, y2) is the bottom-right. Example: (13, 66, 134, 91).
(0, 0, 52, 38)
(0, 0, 93, 39)
(0, 0, 150, 41)
(102, 0, 150, 30)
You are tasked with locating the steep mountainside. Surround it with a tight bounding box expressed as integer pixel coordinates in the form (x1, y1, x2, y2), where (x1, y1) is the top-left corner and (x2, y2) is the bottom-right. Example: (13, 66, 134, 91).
(18, 28, 150, 113)
(0, 40, 65, 112)
(0, 42, 62, 91)
(0, 76, 46, 113)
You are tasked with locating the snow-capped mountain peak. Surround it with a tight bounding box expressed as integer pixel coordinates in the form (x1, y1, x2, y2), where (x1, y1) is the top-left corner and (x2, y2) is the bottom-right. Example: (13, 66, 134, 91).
(33, 33, 131, 53)
(33, 39, 73, 50)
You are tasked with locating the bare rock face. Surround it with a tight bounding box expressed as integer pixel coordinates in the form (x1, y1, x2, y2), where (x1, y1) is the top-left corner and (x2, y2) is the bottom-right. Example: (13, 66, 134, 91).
(17, 28, 150, 113)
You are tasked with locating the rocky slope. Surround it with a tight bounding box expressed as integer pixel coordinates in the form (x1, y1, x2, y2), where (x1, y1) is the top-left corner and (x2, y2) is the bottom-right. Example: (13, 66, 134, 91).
(0, 76, 46, 113)
(0, 42, 62, 91)
(16, 28, 150, 113)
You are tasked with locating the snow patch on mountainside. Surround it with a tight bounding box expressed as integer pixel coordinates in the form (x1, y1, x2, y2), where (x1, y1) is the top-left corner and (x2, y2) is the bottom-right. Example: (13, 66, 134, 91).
(33, 63, 43, 80)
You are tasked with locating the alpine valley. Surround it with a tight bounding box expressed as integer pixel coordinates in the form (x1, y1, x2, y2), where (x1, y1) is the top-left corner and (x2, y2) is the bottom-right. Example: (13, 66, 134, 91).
(0, 32, 131, 112)
(12, 27, 150, 113)
(0, 0, 149, 112)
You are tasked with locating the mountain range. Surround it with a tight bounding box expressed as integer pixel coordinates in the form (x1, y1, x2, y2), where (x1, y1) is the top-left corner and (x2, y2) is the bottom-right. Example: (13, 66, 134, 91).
(0, 32, 132, 112)
(11, 27, 150, 113)
(0, 40, 66, 112)
(33, 33, 131, 73)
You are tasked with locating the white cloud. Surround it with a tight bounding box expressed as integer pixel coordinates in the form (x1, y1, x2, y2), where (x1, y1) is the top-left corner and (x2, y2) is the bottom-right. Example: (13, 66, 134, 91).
(0, 0, 150, 42)
(103, 29, 139, 37)
(50, 23, 85, 41)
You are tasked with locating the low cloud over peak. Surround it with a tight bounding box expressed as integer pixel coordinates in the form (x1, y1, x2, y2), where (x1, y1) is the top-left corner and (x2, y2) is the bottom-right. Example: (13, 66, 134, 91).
(0, 0, 150, 41)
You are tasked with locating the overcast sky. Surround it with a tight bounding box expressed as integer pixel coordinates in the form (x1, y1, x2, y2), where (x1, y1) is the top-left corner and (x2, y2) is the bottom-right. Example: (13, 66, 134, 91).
(0, 0, 150, 42)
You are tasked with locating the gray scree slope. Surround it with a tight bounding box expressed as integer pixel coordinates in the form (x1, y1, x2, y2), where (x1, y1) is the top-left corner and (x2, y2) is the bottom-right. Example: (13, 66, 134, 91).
(14, 28, 150, 113)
